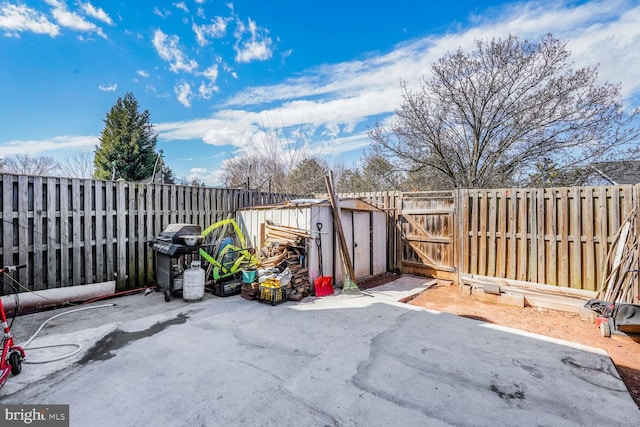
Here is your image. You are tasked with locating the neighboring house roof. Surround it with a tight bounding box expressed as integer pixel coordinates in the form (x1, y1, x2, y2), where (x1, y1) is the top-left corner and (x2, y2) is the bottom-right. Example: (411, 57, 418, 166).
(589, 161, 640, 185)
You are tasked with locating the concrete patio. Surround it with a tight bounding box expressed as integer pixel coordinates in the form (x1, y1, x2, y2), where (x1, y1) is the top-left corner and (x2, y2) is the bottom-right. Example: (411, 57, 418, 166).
(2, 275, 638, 426)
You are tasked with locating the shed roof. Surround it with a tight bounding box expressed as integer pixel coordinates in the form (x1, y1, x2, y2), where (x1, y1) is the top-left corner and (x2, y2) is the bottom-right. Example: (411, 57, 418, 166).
(238, 197, 382, 212)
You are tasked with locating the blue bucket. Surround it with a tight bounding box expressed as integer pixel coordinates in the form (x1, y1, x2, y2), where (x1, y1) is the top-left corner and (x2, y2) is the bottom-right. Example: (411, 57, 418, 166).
(242, 269, 257, 283)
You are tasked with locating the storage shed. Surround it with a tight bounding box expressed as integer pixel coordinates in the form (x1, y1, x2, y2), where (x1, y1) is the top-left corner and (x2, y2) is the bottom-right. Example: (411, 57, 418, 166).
(236, 198, 387, 287)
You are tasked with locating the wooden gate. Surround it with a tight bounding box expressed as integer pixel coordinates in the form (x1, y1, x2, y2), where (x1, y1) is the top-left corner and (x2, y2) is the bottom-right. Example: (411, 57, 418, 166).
(399, 191, 456, 280)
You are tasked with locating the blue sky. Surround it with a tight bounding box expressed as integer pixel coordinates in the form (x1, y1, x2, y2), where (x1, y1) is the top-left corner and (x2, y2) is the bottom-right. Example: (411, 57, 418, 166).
(1, 0, 640, 185)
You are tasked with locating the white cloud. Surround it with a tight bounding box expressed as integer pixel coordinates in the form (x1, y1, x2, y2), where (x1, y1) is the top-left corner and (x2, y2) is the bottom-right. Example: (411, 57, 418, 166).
(200, 64, 219, 82)
(174, 2, 189, 13)
(45, 0, 106, 38)
(137, 70, 150, 78)
(175, 81, 193, 107)
(0, 3, 59, 37)
(233, 17, 273, 63)
(156, 115, 260, 148)
(0, 135, 98, 156)
(153, 7, 170, 18)
(80, 2, 113, 25)
(152, 29, 198, 73)
(198, 82, 218, 99)
(193, 15, 231, 46)
(98, 83, 117, 91)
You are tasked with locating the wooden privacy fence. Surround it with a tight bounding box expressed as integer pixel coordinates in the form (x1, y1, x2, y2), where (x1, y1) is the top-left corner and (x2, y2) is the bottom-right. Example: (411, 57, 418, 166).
(458, 186, 636, 292)
(2, 174, 638, 301)
(0, 173, 297, 293)
(350, 186, 640, 301)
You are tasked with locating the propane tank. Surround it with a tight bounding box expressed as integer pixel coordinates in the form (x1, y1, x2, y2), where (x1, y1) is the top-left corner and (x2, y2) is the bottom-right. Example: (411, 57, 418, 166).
(183, 261, 205, 301)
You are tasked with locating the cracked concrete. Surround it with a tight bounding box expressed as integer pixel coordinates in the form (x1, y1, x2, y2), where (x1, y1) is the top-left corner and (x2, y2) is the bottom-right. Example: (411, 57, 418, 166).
(2, 276, 638, 426)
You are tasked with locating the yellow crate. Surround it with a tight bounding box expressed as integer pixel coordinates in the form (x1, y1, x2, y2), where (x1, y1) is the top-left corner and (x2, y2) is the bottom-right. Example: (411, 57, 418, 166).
(258, 281, 286, 306)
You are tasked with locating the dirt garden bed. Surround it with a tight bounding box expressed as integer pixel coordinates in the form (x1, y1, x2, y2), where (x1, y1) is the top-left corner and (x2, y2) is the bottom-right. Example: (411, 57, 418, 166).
(360, 275, 640, 409)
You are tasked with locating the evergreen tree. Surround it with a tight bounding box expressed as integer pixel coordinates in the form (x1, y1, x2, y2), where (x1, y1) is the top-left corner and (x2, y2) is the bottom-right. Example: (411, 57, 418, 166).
(94, 92, 159, 181)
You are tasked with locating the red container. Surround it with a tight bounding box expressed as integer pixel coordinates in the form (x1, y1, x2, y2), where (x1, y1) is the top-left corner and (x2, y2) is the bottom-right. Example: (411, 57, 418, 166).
(314, 276, 334, 297)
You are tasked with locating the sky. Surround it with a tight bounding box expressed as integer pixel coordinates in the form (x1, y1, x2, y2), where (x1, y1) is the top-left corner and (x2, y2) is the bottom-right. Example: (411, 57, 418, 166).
(1, 0, 640, 186)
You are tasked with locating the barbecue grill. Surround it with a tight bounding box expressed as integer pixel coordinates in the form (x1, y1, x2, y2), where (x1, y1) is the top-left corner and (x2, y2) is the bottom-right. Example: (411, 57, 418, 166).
(150, 223, 203, 302)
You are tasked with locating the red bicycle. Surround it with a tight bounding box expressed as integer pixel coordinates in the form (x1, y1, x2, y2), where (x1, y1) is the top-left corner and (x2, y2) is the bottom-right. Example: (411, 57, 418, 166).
(0, 264, 26, 388)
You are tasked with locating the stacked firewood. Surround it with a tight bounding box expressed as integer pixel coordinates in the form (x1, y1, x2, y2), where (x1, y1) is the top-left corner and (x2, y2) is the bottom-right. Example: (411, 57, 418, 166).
(258, 223, 312, 301)
(287, 263, 310, 301)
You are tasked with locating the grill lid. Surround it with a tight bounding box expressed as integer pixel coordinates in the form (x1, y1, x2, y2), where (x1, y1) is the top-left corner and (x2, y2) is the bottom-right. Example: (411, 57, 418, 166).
(157, 223, 202, 244)
(150, 223, 203, 256)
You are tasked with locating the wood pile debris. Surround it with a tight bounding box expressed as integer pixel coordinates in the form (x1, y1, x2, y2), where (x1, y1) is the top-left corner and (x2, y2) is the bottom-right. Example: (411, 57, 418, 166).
(257, 223, 312, 301)
(598, 207, 639, 304)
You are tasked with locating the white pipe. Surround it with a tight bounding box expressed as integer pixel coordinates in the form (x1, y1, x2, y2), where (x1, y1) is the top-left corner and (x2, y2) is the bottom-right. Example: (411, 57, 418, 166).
(1, 281, 116, 315)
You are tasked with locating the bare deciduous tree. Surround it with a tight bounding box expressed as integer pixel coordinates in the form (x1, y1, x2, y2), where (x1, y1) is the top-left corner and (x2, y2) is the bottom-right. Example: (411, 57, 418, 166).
(289, 157, 329, 195)
(0, 154, 60, 176)
(57, 152, 95, 178)
(370, 34, 640, 189)
(337, 152, 403, 193)
(219, 123, 311, 194)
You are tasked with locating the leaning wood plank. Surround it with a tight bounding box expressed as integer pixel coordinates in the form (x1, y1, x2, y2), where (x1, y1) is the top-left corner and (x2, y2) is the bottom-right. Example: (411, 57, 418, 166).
(633, 185, 640, 304)
(325, 173, 356, 283)
(602, 220, 630, 299)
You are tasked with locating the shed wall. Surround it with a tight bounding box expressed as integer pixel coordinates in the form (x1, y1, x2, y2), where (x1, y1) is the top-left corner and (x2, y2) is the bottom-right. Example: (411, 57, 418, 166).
(237, 203, 387, 286)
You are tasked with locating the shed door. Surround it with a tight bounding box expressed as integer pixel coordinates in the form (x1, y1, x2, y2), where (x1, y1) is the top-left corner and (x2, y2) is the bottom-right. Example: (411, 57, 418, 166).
(352, 211, 371, 278)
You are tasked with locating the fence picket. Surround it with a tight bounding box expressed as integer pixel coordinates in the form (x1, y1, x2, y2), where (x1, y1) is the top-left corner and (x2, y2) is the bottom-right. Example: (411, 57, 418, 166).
(95, 181, 105, 283)
(17, 176, 28, 286)
(33, 177, 44, 290)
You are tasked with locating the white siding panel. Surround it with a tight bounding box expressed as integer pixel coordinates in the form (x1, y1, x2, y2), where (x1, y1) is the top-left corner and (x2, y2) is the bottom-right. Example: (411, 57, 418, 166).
(237, 202, 386, 288)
